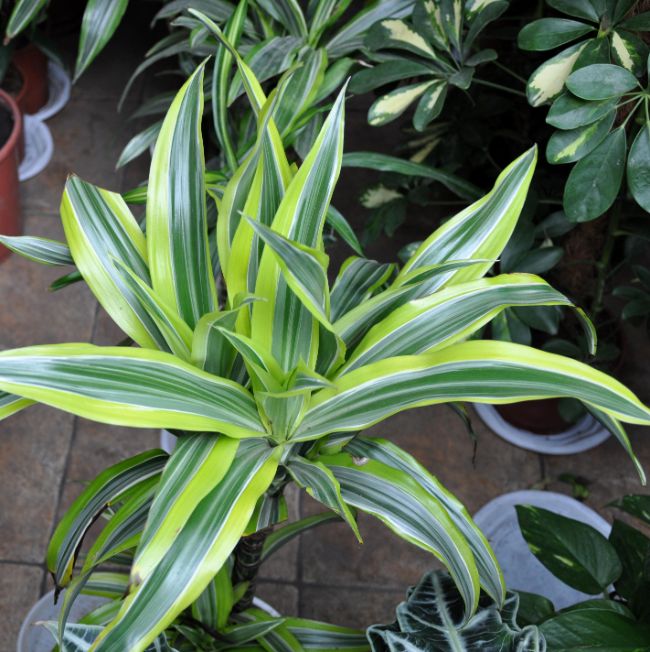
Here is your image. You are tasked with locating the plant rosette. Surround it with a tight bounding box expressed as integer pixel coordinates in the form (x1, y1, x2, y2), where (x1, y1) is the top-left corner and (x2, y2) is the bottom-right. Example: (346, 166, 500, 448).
(473, 401, 610, 454)
(473, 490, 610, 610)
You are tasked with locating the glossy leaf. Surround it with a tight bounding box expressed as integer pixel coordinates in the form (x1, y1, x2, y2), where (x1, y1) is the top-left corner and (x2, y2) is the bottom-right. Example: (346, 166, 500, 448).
(566, 63, 639, 100)
(546, 93, 618, 129)
(546, 110, 615, 164)
(516, 504, 621, 594)
(518, 18, 594, 51)
(527, 42, 587, 107)
(368, 80, 435, 127)
(627, 124, 650, 212)
(5, 0, 47, 38)
(0, 235, 73, 266)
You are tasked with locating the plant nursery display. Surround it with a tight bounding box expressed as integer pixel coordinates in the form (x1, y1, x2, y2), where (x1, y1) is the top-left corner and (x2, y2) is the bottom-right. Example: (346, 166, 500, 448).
(2, 14, 650, 648)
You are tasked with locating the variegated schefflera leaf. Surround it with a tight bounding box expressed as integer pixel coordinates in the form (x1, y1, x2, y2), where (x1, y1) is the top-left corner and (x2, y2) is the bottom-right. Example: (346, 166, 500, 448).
(2, 27, 650, 651)
(350, 0, 508, 130)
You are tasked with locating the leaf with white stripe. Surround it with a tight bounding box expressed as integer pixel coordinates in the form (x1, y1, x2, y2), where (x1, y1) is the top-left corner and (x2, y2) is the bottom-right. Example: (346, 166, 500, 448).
(0, 344, 266, 437)
(286, 456, 360, 540)
(340, 274, 588, 374)
(331, 257, 394, 321)
(61, 176, 166, 350)
(368, 80, 436, 127)
(192, 563, 234, 630)
(255, 0, 308, 36)
(346, 436, 504, 604)
(147, 62, 217, 329)
(0, 390, 33, 420)
(285, 618, 369, 651)
(395, 147, 537, 294)
(47, 450, 167, 589)
(132, 434, 239, 584)
(294, 340, 650, 441)
(321, 452, 480, 615)
(92, 440, 280, 652)
(0, 235, 73, 266)
(5, 0, 46, 38)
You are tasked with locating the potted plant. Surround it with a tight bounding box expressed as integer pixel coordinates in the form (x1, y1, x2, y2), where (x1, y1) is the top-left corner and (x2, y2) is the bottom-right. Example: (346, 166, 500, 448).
(0, 87, 22, 261)
(3, 17, 650, 649)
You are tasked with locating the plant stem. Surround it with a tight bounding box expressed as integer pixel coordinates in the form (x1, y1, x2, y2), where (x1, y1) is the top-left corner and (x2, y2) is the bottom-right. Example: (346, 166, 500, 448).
(590, 202, 621, 317)
(492, 60, 527, 84)
(472, 78, 527, 98)
(232, 527, 272, 612)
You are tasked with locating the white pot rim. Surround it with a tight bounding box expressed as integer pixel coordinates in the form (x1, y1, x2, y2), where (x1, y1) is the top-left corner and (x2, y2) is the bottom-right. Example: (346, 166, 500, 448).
(473, 403, 610, 454)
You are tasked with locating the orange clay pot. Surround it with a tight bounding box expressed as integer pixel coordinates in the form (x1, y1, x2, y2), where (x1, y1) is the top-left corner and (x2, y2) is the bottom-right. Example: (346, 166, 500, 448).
(12, 44, 49, 115)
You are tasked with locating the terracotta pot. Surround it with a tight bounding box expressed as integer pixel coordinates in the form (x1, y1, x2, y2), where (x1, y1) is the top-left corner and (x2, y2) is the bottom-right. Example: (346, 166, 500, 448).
(495, 398, 569, 435)
(12, 44, 49, 115)
(0, 90, 23, 262)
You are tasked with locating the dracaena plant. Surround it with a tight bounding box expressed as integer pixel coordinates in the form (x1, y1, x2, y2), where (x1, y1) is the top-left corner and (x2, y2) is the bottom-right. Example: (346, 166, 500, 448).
(117, 0, 417, 169)
(3, 0, 132, 81)
(3, 19, 650, 650)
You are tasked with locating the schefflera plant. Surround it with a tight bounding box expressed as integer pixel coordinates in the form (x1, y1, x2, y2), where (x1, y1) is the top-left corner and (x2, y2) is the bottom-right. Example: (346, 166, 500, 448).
(2, 19, 650, 652)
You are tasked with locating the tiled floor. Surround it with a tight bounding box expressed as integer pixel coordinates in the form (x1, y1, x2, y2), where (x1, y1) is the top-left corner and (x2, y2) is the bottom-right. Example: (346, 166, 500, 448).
(2, 8, 650, 649)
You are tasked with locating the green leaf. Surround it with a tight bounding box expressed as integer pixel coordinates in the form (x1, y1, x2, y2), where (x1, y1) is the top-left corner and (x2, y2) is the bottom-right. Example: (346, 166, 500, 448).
(368, 80, 436, 127)
(286, 456, 361, 540)
(326, 205, 363, 256)
(566, 63, 639, 99)
(366, 18, 437, 58)
(611, 30, 647, 75)
(346, 436, 504, 605)
(325, 0, 416, 58)
(0, 391, 33, 420)
(527, 42, 587, 106)
(619, 11, 650, 30)
(516, 504, 622, 594)
(350, 59, 434, 94)
(518, 18, 594, 51)
(342, 151, 481, 201)
(47, 450, 166, 588)
(321, 452, 481, 616)
(5, 0, 47, 38)
(547, 93, 618, 129)
(0, 235, 73, 266)
(340, 274, 580, 374)
(628, 124, 650, 212)
(515, 591, 556, 627)
(563, 127, 626, 222)
(413, 81, 448, 131)
(61, 176, 166, 350)
(116, 121, 163, 169)
(93, 440, 280, 652)
(546, 110, 615, 163)
(285, 617, 369, 651)
(0, 344, 266, 437)
(294, 340, 650, 441)
(609, 494, 650, 525)
(147, 62, 217, 329)
(132, 434, 239, 584)
(540, 602, 650, 651)
(75, 0, 129, 80)
(255, 0, 307, 37)
(547, 0, 600, 22)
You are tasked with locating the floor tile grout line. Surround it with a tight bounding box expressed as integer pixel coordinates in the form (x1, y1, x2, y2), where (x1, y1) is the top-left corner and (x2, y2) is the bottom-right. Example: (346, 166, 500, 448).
(0, 559, 46, 568)
(39, 300, 102, 596)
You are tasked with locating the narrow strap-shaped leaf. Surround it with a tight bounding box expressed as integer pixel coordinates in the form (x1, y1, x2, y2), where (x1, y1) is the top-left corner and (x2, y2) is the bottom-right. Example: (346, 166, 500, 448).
(0, 390, 33, 420)
(236, 609, 302, 652)
(248, 218, 332, 329)
(284, 617, 369, 651)
(114, 260, 194, 360)
(252, 86, 347, 371)
(116, 120, 163, 169)
(261, 512, 342, 561)
(92, 440, 280, 652)
(61, 176, 166, 350)
(308, 0, 352, 42)
(43, 622, 173, 652)
(330, 257, 394, 322)
(83, 571, 130, 598)
(326, 205, 363, 256)
(5, 0, 47, 38)
(247, 491, 288, 532)
(394, 147, 537, 294)
(133, 434, 239, 583)
(74, 0, 130, 80)
(0, 235, 73, 265)
(294, 340, 650, 440)
(255, 0, 307, 36)
(346, 436, 504, 605)
(47, 450, 167, 588)
(0, 344, 266, 437)
(340, 274, 584, 374)
(321, 452, 480, 616)
(211, 0, 249, 172)
(192, 563, 234, 630)
(585, 406, 646, 484)
(286, 456, 360, 540)
(147, 61, 217, 329)
(341, 151, 481, 202)
(192, 309, 240, 377)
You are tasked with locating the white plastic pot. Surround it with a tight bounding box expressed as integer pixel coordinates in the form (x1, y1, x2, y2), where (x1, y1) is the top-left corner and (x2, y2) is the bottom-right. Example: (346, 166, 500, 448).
(473, 403, 610, 455)
(17, 589, 107, 652)
(473, 490, 610, 610)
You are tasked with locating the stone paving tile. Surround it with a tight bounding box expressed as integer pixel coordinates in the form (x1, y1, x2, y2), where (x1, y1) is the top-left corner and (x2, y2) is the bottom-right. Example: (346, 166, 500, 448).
(256, 582, 300, 616)
(0, 215, 96, 349)
(300, 585, 404, 630)
(0, 405, 75, 562)
(0, 562, 44, 649)
(65, 418, 159, 483)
